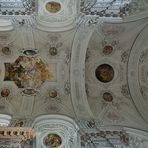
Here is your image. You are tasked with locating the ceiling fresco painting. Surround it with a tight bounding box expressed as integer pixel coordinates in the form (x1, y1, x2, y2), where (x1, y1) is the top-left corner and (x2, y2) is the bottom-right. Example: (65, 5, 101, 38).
(4, 56, 56, 95)
(1, 46, 11, 56)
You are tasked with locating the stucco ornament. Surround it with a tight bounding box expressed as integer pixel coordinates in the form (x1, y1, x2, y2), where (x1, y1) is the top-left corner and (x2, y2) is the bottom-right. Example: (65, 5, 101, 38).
(32, 115, 79, 148)
(36, 0, 79, 31)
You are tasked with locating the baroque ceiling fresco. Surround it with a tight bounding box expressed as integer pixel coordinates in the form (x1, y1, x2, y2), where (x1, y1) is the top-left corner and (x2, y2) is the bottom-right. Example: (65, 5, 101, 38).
(0, 0, 148, 147)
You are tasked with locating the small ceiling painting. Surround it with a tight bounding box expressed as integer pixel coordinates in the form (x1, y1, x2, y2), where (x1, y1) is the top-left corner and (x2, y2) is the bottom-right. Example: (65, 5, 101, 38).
(1, 46, 11, 55)
(23, 49, 38, 56)
(103, 45, 113, 55)
(103, 92, 113, 102)
(1, 88, 10, 97)
(46, 1, 61, 13)
(95, 64, 114, 83)
(44, 133, 62, 148)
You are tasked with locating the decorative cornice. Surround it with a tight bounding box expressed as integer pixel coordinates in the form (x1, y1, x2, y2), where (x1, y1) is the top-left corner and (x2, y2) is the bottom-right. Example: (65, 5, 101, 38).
(0, 127, 35, 140)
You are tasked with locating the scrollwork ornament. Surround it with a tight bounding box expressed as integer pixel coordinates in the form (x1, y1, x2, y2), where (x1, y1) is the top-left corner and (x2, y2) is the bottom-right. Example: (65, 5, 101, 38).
(139, 49, 148, 64)
(68, 137, 74, 146)
(64, 81, 71, 95)
(121, 50, 130, 63)
(121, 84, 131, 99)
(129, 135, 143, 148)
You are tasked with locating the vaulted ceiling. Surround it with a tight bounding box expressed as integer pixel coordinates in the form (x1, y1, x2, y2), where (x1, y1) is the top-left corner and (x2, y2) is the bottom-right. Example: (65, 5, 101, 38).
(0, 0, 148, 131)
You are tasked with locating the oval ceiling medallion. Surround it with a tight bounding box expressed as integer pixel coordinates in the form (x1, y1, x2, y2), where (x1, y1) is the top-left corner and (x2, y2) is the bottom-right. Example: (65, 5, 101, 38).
(103, 45, 113, 55)
(22, 88, 37, 96)
(23, 49, 37, 56)
(95, 64, 114, 83)
(1, 88, 10, 97)
(43, 133, 62, 148)
(49, 47, 57, 56)
(48, 90, 58, 98)
(46, 2, 61, 13)
(103, 92, 113, 102)
(2, 47, 11, 55)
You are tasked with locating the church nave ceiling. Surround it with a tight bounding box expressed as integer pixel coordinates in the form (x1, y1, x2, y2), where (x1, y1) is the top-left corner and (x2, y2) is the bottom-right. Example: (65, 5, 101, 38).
(0, 0, 147, 132)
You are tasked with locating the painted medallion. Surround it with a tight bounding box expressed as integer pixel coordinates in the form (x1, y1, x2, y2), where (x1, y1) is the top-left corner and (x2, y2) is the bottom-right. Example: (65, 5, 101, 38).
(44, 133, 62, 148)
(2, 47, 11, 55)
(46, 2, 61, 13)
(95, 64, 114, 83)
(49, 47, 57, 56)
(1, 88, 10, 97)
(103, 45, 113, 55)
(49, 90, 58, 98)
(103, 92, 113, 102)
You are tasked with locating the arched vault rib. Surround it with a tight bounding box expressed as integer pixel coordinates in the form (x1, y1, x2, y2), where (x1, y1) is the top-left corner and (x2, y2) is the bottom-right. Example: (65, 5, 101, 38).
(128, 24, 148, 124)
(70, 26, 95, 119)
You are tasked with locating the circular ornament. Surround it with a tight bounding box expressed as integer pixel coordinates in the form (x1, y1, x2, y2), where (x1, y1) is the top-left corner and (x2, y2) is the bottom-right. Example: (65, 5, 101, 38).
(48, 90, 58, 98)
(43, 133, 62, 148)
(46, 2, 61, 13)
(2, 47, 11, 55)
(95, 64, 114, 83)
(103, 92, 113, 102)
(49, 47, 57, 56)
(103, 45, 113, 55)
(1, 88, 10, 97)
